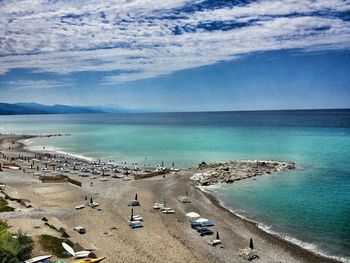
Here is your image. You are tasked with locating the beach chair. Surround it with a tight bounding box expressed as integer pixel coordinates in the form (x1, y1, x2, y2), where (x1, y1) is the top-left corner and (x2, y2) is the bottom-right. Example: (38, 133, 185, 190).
(130, 221, 143, 229)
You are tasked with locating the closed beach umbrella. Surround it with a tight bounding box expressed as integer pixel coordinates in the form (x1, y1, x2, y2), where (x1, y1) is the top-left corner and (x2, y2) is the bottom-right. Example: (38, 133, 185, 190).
(186, 212, 200, 218)
(216, 231, 220, 240)
(135, 193, 138, 200)
(130, 208, 134, 221)
(250, 238, 254, 249)
(90, 197, 93, 205)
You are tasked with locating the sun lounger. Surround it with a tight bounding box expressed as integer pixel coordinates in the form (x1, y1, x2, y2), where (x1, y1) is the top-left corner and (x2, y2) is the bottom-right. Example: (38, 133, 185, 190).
(133, 215, 143, 221)
(128, 200, 140, 206)
(153, 203, 164, 209)
(239, 248, 259, 261)
(208, 239, 222, 246)
(198, 227, 213, 236)
(129, 221, 143, 229)
(162, 209, 175, 214)
(202, 220, 214, 227)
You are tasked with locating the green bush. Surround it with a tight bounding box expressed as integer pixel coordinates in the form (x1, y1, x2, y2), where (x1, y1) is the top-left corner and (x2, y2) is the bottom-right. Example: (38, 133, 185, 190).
(0, 220, 33, 262)
(0, 197, 8, 208)
(0, 197, 14, 213)
(0, 220, 7, 232)
(39, 234, 71, 258)
(0, 206, 15, 212)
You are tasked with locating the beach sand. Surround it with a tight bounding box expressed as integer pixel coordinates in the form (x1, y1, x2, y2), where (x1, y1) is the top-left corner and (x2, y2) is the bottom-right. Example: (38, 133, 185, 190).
(0, 134, 342, 263)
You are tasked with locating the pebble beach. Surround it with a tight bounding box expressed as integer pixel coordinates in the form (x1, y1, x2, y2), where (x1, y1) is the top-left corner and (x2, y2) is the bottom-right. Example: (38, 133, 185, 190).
(0, 134, 343, 263)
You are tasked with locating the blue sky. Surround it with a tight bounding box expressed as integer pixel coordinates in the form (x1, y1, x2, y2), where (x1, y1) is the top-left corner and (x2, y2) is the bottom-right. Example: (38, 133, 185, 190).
(0, 0, 350, 111)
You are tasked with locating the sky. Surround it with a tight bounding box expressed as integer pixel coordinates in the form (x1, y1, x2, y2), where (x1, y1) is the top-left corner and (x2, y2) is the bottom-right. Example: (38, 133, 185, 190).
(0, 0, 350, 111)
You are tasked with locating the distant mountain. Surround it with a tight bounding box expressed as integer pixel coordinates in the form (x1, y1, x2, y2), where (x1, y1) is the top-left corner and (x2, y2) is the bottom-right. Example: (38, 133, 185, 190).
(0, 102, 105, 115)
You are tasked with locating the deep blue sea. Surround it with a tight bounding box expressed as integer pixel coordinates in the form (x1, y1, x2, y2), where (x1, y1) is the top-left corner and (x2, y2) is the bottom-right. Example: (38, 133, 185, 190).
(0, 110, 349, 261)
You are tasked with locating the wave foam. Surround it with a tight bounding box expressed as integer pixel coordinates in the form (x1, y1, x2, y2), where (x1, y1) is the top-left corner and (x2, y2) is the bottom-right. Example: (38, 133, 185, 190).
(197, 187, 350, 263)
(25, 144, 93, 162)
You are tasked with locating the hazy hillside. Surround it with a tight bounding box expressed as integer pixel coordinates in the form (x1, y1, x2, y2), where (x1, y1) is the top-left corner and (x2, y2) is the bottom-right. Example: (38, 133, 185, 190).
(0, 102, 105, 115)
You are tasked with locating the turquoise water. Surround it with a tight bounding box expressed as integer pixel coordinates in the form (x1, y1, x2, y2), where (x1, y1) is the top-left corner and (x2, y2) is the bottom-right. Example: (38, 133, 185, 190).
(0, 110, 349, 261)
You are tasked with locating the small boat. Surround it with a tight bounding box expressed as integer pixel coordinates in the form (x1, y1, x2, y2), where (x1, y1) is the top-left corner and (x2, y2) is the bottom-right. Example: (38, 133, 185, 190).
(25, 255, 52, 263)
(62, 242, 91, 258)
(72, 257, 106, 263)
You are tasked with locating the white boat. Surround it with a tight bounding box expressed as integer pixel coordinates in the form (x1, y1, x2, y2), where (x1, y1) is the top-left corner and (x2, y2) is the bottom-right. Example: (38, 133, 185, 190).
(62, 242, 91, 258)
(25, 255, 52, 263)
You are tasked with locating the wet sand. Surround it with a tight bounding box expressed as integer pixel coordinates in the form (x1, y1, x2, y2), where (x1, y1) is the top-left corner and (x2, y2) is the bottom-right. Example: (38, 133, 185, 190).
(0, 134, 342, 263)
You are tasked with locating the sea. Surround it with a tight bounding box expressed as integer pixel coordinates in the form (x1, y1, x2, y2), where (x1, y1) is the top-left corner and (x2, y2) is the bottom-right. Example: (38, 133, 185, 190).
(0, 109, 349, 262)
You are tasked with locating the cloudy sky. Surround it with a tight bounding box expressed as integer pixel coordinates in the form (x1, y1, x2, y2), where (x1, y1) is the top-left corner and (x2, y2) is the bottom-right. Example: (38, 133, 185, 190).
(0, 0, 350, 111)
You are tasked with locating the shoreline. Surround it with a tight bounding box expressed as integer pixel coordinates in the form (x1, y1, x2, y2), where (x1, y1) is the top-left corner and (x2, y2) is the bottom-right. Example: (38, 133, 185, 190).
(199, 186, 347, 263)
(0, 133, 346, 263)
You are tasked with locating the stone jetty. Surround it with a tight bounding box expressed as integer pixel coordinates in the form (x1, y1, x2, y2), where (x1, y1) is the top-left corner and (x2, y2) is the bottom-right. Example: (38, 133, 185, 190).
(191, 160, 296, 186)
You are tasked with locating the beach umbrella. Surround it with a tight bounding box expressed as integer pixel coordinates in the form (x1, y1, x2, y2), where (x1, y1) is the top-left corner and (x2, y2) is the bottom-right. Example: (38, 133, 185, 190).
(90, 197, 93, 205)
(186, 212, 200, 218)
(196, 218, 209, 223)
(135, 193, 138, 201)
(130, 208, 134, 221)
(172, 162, 174, 168)
(249, 238, 254, 249)
(85, 196, 87, 201)
(216, 231, 220, 240)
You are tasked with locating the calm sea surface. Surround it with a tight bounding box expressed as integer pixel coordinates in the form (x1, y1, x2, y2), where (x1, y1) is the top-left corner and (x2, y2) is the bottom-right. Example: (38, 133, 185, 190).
(0, 110, 349, 261)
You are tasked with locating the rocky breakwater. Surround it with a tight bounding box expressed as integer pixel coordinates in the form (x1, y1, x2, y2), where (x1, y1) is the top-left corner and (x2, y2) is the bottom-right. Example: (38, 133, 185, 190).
(191, 160, 296, 186)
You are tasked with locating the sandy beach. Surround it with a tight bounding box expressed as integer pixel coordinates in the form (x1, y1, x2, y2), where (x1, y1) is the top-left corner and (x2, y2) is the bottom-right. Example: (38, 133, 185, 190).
(0, 134, 342, 263)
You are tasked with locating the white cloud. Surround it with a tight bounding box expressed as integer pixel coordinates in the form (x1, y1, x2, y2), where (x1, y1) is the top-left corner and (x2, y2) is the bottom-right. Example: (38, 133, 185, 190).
(1, 79, 71, 90)
(0, 0, 349, 83)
